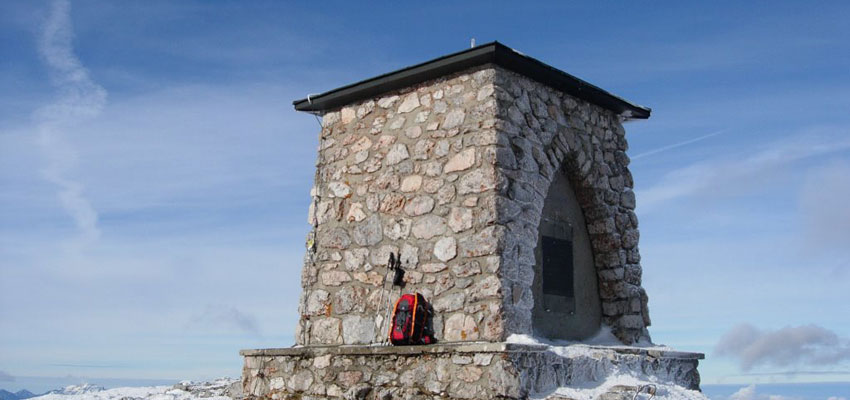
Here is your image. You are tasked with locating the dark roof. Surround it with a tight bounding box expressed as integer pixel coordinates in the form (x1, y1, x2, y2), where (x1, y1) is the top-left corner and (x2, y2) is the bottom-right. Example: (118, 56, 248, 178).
(293, 41, 650, 119)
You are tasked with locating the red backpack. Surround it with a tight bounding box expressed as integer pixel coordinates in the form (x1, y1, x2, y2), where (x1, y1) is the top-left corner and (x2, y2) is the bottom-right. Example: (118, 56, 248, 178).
(389, 293, 434, 345)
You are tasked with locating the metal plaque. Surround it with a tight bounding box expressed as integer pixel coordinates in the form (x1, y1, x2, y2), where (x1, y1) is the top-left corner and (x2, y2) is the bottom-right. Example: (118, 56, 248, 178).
(541, 235, 574, 298)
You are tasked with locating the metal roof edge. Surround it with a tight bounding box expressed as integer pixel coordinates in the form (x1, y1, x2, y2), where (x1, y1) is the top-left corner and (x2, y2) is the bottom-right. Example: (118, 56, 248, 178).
(293, 41, 650, 119)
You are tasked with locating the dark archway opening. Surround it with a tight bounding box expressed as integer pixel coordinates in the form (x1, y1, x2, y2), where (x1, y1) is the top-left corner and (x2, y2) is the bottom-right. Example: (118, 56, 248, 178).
(532, 166, 602, 340)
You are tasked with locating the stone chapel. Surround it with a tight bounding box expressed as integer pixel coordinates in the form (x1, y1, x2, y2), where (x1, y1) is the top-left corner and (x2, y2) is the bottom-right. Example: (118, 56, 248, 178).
(241, 42, 702, 400)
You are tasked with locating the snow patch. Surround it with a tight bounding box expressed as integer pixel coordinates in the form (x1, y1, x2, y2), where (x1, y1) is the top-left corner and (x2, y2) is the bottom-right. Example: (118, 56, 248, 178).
(30, 378, 238, 400)
(508, 327, 705, 400)
(45, 385, 104, 396)
(506, 325, 672, 351)
(533, 371, 707, 400)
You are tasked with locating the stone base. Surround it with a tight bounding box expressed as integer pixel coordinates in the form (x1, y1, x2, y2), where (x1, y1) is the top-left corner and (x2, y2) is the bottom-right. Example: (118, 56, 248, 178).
(241, 342, 703, 400)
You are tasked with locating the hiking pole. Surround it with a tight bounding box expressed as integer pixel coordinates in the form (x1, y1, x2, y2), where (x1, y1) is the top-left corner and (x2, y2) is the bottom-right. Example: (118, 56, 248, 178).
(380, 253, 406, 346)
(380, 254, 398, 346)
(375, 253, 396, 345)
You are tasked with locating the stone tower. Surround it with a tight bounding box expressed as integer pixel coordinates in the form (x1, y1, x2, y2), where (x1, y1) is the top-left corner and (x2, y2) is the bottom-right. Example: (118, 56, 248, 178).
(242, 42, 702, 400)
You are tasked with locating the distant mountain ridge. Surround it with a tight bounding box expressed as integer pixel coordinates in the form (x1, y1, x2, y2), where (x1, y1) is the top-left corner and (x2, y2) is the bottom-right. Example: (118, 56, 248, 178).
(0, 379, 237, 400)
(0, 389, 39, 400)
(44, 385, 103, 396)
(0, 384, 104, 400)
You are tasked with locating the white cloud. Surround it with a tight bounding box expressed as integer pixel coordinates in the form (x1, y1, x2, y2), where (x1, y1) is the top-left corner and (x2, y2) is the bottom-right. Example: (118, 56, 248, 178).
(798, 160, 850, 254)
(35, 0, 107, 248)
(715, 324, 850, 371)
(631, 129, 726, 161)
(637, 128, 850, 213)
(189, 305, 261, 337)
(0, 369, 14, 382)
(728, 384, 799, 400)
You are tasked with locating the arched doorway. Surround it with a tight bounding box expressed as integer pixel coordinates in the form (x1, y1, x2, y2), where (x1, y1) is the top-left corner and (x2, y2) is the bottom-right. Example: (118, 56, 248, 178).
(532, 166, 602, 340)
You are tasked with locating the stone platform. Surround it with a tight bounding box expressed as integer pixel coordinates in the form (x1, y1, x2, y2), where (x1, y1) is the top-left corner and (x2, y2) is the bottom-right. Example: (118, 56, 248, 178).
(241, 342, 703, 400)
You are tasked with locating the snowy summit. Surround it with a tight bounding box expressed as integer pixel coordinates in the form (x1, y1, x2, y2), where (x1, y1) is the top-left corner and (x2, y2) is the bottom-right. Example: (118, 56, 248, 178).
(29, 379, 239, 400)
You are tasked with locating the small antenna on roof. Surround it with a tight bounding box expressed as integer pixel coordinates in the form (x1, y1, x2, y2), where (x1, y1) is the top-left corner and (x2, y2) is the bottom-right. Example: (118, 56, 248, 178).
(470, 38, 475, 48)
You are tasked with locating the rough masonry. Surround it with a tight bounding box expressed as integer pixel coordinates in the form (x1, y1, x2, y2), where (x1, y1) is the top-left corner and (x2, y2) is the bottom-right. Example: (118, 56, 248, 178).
(242, 42, 702, 400)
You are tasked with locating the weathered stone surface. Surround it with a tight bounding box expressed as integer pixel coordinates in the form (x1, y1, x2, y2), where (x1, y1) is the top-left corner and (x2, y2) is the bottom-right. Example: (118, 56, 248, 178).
(442, 109, 466, 129)
(342, 315, 375, 344)
(458, 168, 497, 194)
(370, 244, 400, 267)
(322, 228, 351, 249)
(245, 343, 703, 399)
(468, 275, 501, 301)
(421, 262, 448, 273)
(321, 270, 351, 287)
(295, 65, 652, 350)
(433, 291, 465, 312)
(340, 107, 357, 125)
(352, 215, 382, 246)
(399, 243, 419, 266)
(400, 175, 422, 192)
(388, 116, 405, 130)
(378, 193, 406, 214)
(411, 215, 446, 239)
(444, 313, 479, 341)
(352, 271, 383, 286)
(403, 195, 434, 216)
(343, 248, 369, 271)
(311, 318, 340, 344)
(346, 202, 367, 222)
(385, 144, 410, 165)
(437, 183, 456, 204)
(305, 290, 330, 315)
(457, 365, 483, 383)
(451, 260, 481, 278)
(383, 217, 411, 241)
(328, 182, 352, 198)
(287, 369, 314, 392)
(448, 207, 473, 233)
(458, 225, 502, 257)
(335, 285, 367, 313)
(474, 353, 494, 366)
(433, 237, 457, 262)
(397, 92, 420, 113)
(350, 136, 372, 153)
(255, 57, 680, 400)
(404, 125, 422, 139)
(444, 148, 476, 173)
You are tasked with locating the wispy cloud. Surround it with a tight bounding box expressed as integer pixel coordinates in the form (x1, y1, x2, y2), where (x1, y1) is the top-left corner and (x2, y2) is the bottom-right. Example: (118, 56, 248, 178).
(727, 370, 850, 377)
(47, 363, 123, 368)
(798, 160, 850, 254)
(631, 129, 726, 161)
(36, 0, 107, 247)
(716, 323, 850, 371)
(189, 305, 261, 337)
(637, 129, 850, 213)
(0, 370, 14, 382)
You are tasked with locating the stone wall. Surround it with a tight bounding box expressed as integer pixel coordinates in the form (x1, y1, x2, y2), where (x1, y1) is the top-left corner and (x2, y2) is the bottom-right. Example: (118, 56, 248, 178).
(298, 67, 506, 346)
(296, 64, 651, 346)
(491, 69, 650, 343)
(241, 344, 701, 400)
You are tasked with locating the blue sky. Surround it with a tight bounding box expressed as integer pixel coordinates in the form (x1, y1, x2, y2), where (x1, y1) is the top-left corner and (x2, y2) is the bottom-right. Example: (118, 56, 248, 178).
(1, 0, 849, 393)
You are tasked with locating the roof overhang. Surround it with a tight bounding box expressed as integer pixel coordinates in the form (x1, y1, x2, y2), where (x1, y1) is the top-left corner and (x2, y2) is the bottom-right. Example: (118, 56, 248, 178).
(293, 41, 650, 119)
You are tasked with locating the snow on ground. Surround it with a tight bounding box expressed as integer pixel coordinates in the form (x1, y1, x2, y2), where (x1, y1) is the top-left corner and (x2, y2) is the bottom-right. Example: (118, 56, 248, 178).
(538, 371, 708, 400)
(30, 378, 238, 400)
(506, 325, 672, 350)
(45, 384, 106, 396)
(25, 329, 709, 400)
(509, 327, 708, 400)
